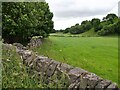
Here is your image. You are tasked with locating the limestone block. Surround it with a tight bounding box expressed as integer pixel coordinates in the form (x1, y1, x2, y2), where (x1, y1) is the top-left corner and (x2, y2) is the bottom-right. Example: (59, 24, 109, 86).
(79, 76, 88, 89)
(13, 43, 27, 50)
(27, 37, 42, 48)
(21, 50, 32, 60)
(25, 55, 34, 66)
(57, 63, 73, 73)
(68, 68, 89, 83)
(106, 83, 118, 90)
(95, 80, 111, 90)
(34, 56, 52, 72)
(83, 73, 103, 88)
(16, 49, 24, 55)
(46, 60, 60, 77)
(69, 78, 80, 89)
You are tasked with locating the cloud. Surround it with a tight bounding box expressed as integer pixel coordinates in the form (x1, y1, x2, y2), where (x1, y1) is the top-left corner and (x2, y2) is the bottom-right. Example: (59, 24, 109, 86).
(47, 0, 119, 18)
(55, 9, 110, 18)
(53, 15, 105, 30)
(46, 0, 119, 29)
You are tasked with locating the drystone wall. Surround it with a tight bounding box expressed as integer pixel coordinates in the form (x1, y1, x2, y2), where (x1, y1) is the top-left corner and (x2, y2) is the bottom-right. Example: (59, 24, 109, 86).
(27, 36, 42, 48)
(12, 38, 119, 89)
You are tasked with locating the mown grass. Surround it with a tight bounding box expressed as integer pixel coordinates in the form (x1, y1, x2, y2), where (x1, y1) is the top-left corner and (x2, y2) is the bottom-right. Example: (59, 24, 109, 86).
(33, 36, 118, 85)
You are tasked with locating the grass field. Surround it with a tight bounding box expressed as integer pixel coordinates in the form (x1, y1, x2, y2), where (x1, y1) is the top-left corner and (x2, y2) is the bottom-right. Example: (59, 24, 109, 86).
(33, 36, 118, 85)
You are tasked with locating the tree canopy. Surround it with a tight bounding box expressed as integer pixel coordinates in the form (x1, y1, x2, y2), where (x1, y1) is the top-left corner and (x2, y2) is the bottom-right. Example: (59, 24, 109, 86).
(62, 13, 119, 36)
(2, 2, 53, 43)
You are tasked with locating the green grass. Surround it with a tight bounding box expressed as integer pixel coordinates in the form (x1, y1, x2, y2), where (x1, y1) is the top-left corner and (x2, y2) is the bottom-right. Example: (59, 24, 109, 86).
(33, 36, 118, 85)
(2, 43, 68, 88)
(51, 29, 118, 38)
(80, 28, 98, 37)
(2, 44, 42, 88)
(50, 28, 98, 37)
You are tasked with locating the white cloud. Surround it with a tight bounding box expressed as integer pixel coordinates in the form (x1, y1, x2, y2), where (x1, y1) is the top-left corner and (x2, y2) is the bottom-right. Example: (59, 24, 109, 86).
(54, 15, 105, 30)
(46, 0, 119, 30)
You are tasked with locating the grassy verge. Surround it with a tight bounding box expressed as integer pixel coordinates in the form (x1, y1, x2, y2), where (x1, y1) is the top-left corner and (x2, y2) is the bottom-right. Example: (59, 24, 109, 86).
(2, 43, 68, 88)
(33, 36, 118, 86)
(2, 44, 40, 88)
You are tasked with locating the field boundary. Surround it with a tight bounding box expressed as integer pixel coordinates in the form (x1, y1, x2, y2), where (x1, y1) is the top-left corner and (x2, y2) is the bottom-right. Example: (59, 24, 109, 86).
(10, 37, 118, 89)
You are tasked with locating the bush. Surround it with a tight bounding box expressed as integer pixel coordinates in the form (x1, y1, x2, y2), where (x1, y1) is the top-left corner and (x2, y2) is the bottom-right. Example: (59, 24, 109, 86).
(69, 25, 84, 34)
(2, 2, 53, 44)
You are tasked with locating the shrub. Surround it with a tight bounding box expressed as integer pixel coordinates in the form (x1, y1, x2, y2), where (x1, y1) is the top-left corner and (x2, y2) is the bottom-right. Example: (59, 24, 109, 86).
(2, 2, 53, 44)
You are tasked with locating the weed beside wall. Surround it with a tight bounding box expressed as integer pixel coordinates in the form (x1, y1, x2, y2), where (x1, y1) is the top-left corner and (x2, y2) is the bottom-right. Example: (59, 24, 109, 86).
(12, 40, 118, 89)
(2, 44, 69, 88)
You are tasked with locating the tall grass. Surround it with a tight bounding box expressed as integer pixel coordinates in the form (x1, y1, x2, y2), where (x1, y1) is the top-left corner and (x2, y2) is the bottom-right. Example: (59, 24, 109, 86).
(2, 44, 68, 88)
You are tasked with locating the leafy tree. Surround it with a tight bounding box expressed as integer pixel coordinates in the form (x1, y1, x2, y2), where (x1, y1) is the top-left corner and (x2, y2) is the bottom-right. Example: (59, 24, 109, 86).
(63, 28, 70, 33)
(91, 18, 100, 32)
(103, 13, 118, 24)
(105, 14, 118, 20)
(63, 13, 119, 36)
(69, 25, 84, 34)
(98, 24, 116, 36)
(98, 14, 119, 36)
(2, 2, 53, 43)
(81, 20, 92, 31)
(50, 29, 56, 33)
(114, 18, 120, 34)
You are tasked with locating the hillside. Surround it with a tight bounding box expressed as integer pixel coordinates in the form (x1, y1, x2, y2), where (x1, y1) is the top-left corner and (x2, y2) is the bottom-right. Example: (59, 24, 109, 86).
(54, 13, 120, 37)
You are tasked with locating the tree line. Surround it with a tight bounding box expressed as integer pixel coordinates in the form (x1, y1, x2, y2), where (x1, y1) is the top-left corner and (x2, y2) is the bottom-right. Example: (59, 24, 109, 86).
(2, 2, 53, 44)
(55, 14, 120, 36)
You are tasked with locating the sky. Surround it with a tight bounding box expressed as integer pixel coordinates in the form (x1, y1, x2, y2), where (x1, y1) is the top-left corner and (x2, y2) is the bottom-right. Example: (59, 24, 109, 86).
(46, 0, 119, 30)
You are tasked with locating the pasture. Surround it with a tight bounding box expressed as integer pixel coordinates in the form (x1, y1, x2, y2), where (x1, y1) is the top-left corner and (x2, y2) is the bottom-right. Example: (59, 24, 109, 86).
(33, 36, 118, 84)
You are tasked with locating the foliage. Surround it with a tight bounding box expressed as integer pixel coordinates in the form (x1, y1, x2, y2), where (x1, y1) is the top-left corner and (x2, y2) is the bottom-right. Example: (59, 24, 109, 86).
(2, 2, 53, 44)
(63, 28, 70, 33)
(2, 44, 41, 88)
(103, 13, 118, 24)
(69, 25, 84, 34)
(115, 18, 120, 34)
(81, 20, 92, 31)
(50, 29, 56, 33)
(62, 13, 119, 36)
(91, 18, 101, 32)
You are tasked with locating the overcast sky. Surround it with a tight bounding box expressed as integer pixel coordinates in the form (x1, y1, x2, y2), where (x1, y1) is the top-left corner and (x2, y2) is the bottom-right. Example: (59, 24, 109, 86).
(46, 0, 119, 30)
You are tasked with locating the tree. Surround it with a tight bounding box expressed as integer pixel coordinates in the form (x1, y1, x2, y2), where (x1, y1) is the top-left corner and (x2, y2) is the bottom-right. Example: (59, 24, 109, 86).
(91, 18, 100, 32)
(114, 18, 120, 34)
(69, 25, 84, 34)
(63, 28, 70, 33)
(97, 24, 116, 36)
(103, 13, 118, 24)
(81, 20, 92, 31)
(63, 13, 119, 36)
(2, 2, 53, 43)
(50, 29, 56, 33)
(105, 14, 118, 20)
